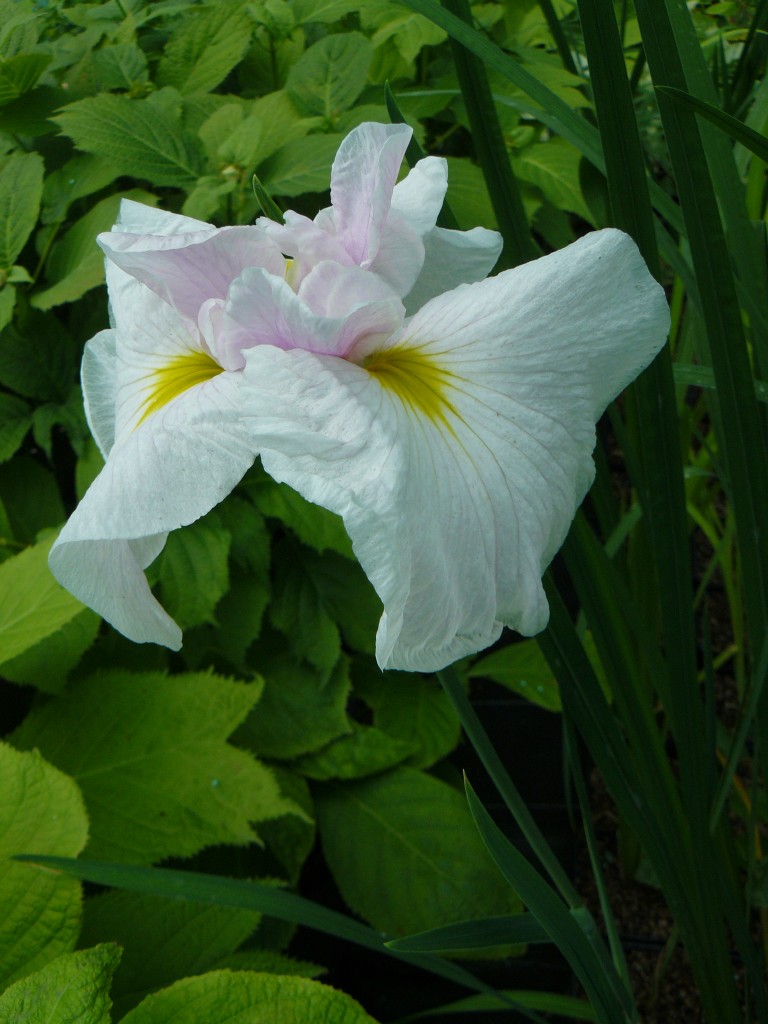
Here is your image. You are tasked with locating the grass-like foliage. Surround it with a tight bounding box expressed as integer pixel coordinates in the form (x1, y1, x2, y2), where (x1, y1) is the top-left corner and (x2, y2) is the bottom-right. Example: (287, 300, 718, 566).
(0, 0, 766, 1021)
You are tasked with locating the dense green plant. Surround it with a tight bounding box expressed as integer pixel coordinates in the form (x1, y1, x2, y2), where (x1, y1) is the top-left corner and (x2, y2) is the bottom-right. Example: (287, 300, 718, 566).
(1, 0, 767, 1021)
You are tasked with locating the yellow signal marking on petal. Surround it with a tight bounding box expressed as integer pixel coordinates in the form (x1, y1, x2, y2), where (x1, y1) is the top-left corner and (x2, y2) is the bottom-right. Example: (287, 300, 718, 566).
(363, 346, 459, 428)
(136, 349, 222, 427)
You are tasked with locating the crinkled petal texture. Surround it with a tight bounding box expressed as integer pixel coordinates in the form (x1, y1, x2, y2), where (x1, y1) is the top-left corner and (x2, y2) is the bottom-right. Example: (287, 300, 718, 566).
(49, 288, 261, 648)
(241, 229, 670, 672)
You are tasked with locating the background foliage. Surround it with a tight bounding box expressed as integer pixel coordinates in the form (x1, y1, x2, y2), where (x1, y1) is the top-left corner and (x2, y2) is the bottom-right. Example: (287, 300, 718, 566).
(1, 0, 766, 1021)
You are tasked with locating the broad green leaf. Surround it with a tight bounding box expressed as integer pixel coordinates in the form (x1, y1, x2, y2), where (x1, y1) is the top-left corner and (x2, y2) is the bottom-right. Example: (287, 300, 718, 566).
(293, 721, 416, 781)
(0, 315, 78, 401)
(157, 6, 252, 95)
(0, 392, 31, 462)
(468, 639, 562, 712)
(250, 91, 310, 163)
(11, 670, 297, 864)
(91, 43, 148, 90)
(256, 766, 315, 884)
(0, 1, 39, 57)
(291, 0, 361, 23)
(182, 175, 237, 221)
(33, 189, 156, 310)
(80, 892, 261, 1017)
(54, 94, 207, 188)
(444, 156, 497, 229)
(235, 654, 351, 760)
(246, 475, 352, 557)
(121, 970, 379, 1024)
(0, 945, 120, 1024)
(258, 134, 342, 197)
(0, 84, 64, 136)
(0, 534, 86, 664)
(152, 512, 231, 629)
(368, 7, 447, 62)
(270, 550, 341, 674)
(512, 139, 595, 225)
(0, 742, 88, 989)
(32, 388, 90, 460)
(0, 52, 50, 106)
(0, 151, 43, 268)
(316, 767, 521, 938)
(212, 949, 323, 979)
(353, 670, 461, 768)
(286, 33, 372, 119)
(0, 457, 64, 543)
(0, 607, 99, 694)
(0, 283, 14, 331)
(41, 154, 121, 225)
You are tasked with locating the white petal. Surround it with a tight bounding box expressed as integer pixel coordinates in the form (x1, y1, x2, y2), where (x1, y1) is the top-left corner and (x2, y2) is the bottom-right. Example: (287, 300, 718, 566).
(114, 198, 209, 235)
(404, 225, 503, 314)
(82, 329, 118, 458)
(49, 370, 260, 648)
(330, 122, 412, 266)
(240, 228, 669, 671)
(367, 213, 425, 298)
(391, 156, 448, 235)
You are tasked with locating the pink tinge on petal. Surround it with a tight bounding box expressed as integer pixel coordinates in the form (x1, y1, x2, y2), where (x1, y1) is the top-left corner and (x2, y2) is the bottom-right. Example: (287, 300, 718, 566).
(259, 211, 351, 289)
(222, 266, 405, 363)
(330, 122, 413, 267)
(98, 226, 286, 322)
(367, 213, 426, 298)
(297, 261, 403, 320)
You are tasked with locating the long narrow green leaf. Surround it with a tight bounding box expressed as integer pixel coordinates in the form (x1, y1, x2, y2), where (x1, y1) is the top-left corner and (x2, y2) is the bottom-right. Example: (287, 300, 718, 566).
(463, 781, 635, 1024)
(12, 856, 509, 1002)
(658, 85, 768, 162)
(387, 914, 551, 952)
(441, 0, 536, 267)
(395, 990, 598, 1022)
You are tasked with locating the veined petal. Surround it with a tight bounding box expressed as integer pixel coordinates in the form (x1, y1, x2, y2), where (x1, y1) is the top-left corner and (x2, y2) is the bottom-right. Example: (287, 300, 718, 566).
(404, 225, 503, 314)
(99, 226, 284, 322)
(330, 122, 412, 266)
(113, 198, 209, 235)
(49, 369, 260, 648)
(391, 156, 448, 235)
(367, 213, 426, 299)
(82, 329, 118, 458)
(240, 228, 669, 671)
(222, 265, 404, 362)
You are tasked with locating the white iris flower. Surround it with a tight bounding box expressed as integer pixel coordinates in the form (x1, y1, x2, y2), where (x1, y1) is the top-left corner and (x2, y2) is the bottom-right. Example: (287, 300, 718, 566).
(49, 122, 670, 672)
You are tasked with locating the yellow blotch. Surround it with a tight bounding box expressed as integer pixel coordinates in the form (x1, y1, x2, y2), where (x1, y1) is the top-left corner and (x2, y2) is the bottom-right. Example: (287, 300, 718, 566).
(363, 346, 458, 428)
(136, 349, 222, 427)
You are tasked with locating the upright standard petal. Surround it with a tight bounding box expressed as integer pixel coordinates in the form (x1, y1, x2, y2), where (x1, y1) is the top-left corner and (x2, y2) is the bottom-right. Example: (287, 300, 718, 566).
(241, 229, 669, 672)
(50, 289, 261, 648)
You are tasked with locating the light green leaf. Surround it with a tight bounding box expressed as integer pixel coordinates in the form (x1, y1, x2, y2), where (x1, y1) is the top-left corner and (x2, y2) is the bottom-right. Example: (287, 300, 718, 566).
(0, 151, 43, 268)
(181, 175, 236, 221)
(316, 767, 521, 938)
(157, 6, 252, 95)
(291, 0, 362, 23)
(152, 512, 231, 629)
(286, 33, 372, 119)
(512, 138, 594, 225)
(80, 892, 261, 1017)
(11, 670, 296, 864)
(0, 283, 14, 331)
(0, 392, 31, 462)
(91, 43, 148, 90)
(33, 189, 156, 310)
(251, 91, 312, 163)
(294, 721, 416, 781)
(0, 742, 89, 989)
(258, 133, 342, 197)
(0, 52, 50, 106)
(121, 970, 379, 1024)
(468, 639, 562, 712)
(0, 534, 86, 664)
(54, 94, 207, 188)
(235, 654, 351, 760)
(0, 945, 120, 1024)
(369, 8, 446, 62)
(354, 670, 461, 768)
(444, 156, 497, 229)
(0, 607, 99, 694)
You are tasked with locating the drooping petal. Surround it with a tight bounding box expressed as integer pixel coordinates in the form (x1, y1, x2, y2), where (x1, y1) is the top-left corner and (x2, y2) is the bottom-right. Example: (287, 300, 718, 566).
(49, 364, 260, 649)
(222, 265, 404, 364)
(330, 122, 412, 266)
(403, 225, 503, 314)
(390, 155, 448, 235)
(99, 226, 285, 322)
(366, 212, 426, 298)
(113, 198, 209, 235)
(240, 228, 669, 671)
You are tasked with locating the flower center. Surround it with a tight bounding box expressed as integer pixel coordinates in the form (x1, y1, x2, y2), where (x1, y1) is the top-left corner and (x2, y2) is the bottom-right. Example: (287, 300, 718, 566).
(363, 347, 458, 428)
(137, 349, 222, 426)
